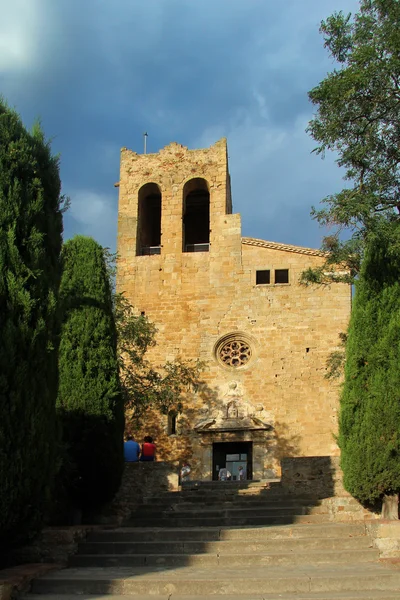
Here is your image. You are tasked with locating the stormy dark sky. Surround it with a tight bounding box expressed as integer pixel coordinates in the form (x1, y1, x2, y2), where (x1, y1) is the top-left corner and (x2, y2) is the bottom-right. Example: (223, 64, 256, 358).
(1, 0, 359, 252)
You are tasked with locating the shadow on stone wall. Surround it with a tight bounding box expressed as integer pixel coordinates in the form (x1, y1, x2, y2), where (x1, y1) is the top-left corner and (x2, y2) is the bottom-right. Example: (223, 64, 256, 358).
(122, 377, 314, 483)
(85, 461, 179, 525)
(281, 456, 337, 499)
(126, 380, 281, 479)
(273, 421, 302, 461)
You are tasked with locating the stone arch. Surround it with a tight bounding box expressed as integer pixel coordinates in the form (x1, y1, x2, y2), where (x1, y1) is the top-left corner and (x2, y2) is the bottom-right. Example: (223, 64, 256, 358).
(137, 182, 162, 256)
(182, 177, 210, 252)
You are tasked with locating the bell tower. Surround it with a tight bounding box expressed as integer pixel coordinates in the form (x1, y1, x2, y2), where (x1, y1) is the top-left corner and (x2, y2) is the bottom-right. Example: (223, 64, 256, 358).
(117, 138, 234, 255)
(116, 138, 241, 299)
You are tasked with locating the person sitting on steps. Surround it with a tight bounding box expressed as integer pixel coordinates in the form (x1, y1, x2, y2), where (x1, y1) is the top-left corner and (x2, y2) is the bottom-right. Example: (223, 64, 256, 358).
(124, 435, 141, 462)
(140, 435, 156, 461)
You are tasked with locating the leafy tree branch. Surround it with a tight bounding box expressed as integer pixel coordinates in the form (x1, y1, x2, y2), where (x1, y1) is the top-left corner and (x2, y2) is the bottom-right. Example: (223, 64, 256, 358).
(304, 0, 400, 283)
(114, 293, 204, 425)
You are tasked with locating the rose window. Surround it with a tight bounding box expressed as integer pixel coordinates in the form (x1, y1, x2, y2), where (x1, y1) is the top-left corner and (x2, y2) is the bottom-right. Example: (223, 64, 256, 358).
(219, 339, 252, 368)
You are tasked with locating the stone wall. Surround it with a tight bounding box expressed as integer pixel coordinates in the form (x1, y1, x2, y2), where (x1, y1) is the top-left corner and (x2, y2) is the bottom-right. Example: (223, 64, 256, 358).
(280, 456, 381, 522)
(281, 456, 346, 498)
(87, 461, 179, 525)
(117, 138, 351, 480)
(367, 521, 400, 557)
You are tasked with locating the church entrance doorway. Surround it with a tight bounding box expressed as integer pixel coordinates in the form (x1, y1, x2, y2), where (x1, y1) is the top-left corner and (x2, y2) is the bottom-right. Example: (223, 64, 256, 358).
(212, 441, 252, 481)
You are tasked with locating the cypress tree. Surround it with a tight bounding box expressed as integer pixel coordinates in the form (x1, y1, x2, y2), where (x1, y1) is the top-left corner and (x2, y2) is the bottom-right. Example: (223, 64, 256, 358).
(0, 100, 63, 550)
(339, 223, 400, 505)
(57, 235, 124, 513)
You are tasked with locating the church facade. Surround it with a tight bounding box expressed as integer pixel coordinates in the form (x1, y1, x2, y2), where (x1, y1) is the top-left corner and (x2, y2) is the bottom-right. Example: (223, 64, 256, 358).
(116, 138, 351, 480)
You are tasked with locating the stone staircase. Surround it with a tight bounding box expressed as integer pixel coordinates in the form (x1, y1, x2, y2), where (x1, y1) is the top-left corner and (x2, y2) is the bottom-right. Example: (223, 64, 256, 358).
(23, 480, 400, 599)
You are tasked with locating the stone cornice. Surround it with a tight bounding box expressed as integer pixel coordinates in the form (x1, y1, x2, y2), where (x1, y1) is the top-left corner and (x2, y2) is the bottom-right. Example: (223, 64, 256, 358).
(241, 237, 326, 257)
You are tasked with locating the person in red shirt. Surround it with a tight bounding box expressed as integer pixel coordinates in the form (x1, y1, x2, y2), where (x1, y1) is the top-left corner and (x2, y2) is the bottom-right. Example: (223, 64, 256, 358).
(140, 436, 156, 461)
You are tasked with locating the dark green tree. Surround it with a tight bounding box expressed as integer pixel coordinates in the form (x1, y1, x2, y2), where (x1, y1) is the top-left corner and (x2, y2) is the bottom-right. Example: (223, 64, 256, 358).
(339, 222, 400, 506)
(304, 0, 400, 283)
(0, 100, 63, 551)
(57, 236, 124, 514)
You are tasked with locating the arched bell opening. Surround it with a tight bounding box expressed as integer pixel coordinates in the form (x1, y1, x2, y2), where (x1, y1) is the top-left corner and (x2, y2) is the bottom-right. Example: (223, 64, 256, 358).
(182, 178, 210, 253)
(137, 183, 162, 256)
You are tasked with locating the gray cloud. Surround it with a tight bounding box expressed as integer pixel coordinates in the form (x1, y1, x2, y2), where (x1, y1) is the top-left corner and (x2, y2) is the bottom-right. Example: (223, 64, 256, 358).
(1, 0, 360, 251)
(65, 189, 118, 250)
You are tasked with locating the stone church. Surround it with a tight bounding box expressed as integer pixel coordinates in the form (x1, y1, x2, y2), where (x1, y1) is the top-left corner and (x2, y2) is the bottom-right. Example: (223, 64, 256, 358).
(116, 138, 351, 481)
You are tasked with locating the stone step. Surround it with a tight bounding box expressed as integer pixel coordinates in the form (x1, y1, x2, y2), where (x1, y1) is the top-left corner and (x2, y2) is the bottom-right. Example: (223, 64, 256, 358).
(69, 548, 379, 568)
(182, 480, 278, 488)
(78, 535, 374, 555)
(149, 495, 305, 503)
(23, 593, 400, 600)
(134, 505, 325, 517)
(155, 489, 287, 499)
(87, 522, 368, 542)
(124, 513, 330, 527)
(142, 494, 317, 505)
(157, 486, 284, 498)
(158, 488, 282, 497)
(154, 493, 291, 501)
(148, 495, 320, 505)
(31, 564, 400, 596)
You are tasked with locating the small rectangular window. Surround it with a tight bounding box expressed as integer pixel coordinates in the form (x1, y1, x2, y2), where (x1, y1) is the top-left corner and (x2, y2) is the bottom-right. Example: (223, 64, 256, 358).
(275, 269, 289, 284)
(256, 270, 270, 284)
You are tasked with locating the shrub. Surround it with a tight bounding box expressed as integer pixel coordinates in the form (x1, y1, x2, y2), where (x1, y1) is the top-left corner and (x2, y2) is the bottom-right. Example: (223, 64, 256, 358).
(57, 236, 124, 513)
(339, 223, 400, 504)
(0, 101, 63, 551)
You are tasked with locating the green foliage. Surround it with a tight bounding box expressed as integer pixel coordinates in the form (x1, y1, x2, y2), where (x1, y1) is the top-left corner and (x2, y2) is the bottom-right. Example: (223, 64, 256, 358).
(0, 100, 63, 550)
(338, 223, 400, 503)
(57, 236, 124, 511)
(325, 332, 348, 380)
(306, 0, 400, 280)
(309, 3, 400, 502)
(115, 293, 204, 424)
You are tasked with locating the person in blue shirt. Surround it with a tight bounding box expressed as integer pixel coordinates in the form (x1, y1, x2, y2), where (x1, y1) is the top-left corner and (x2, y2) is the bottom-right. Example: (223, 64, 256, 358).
(124, 435, 141, 462)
